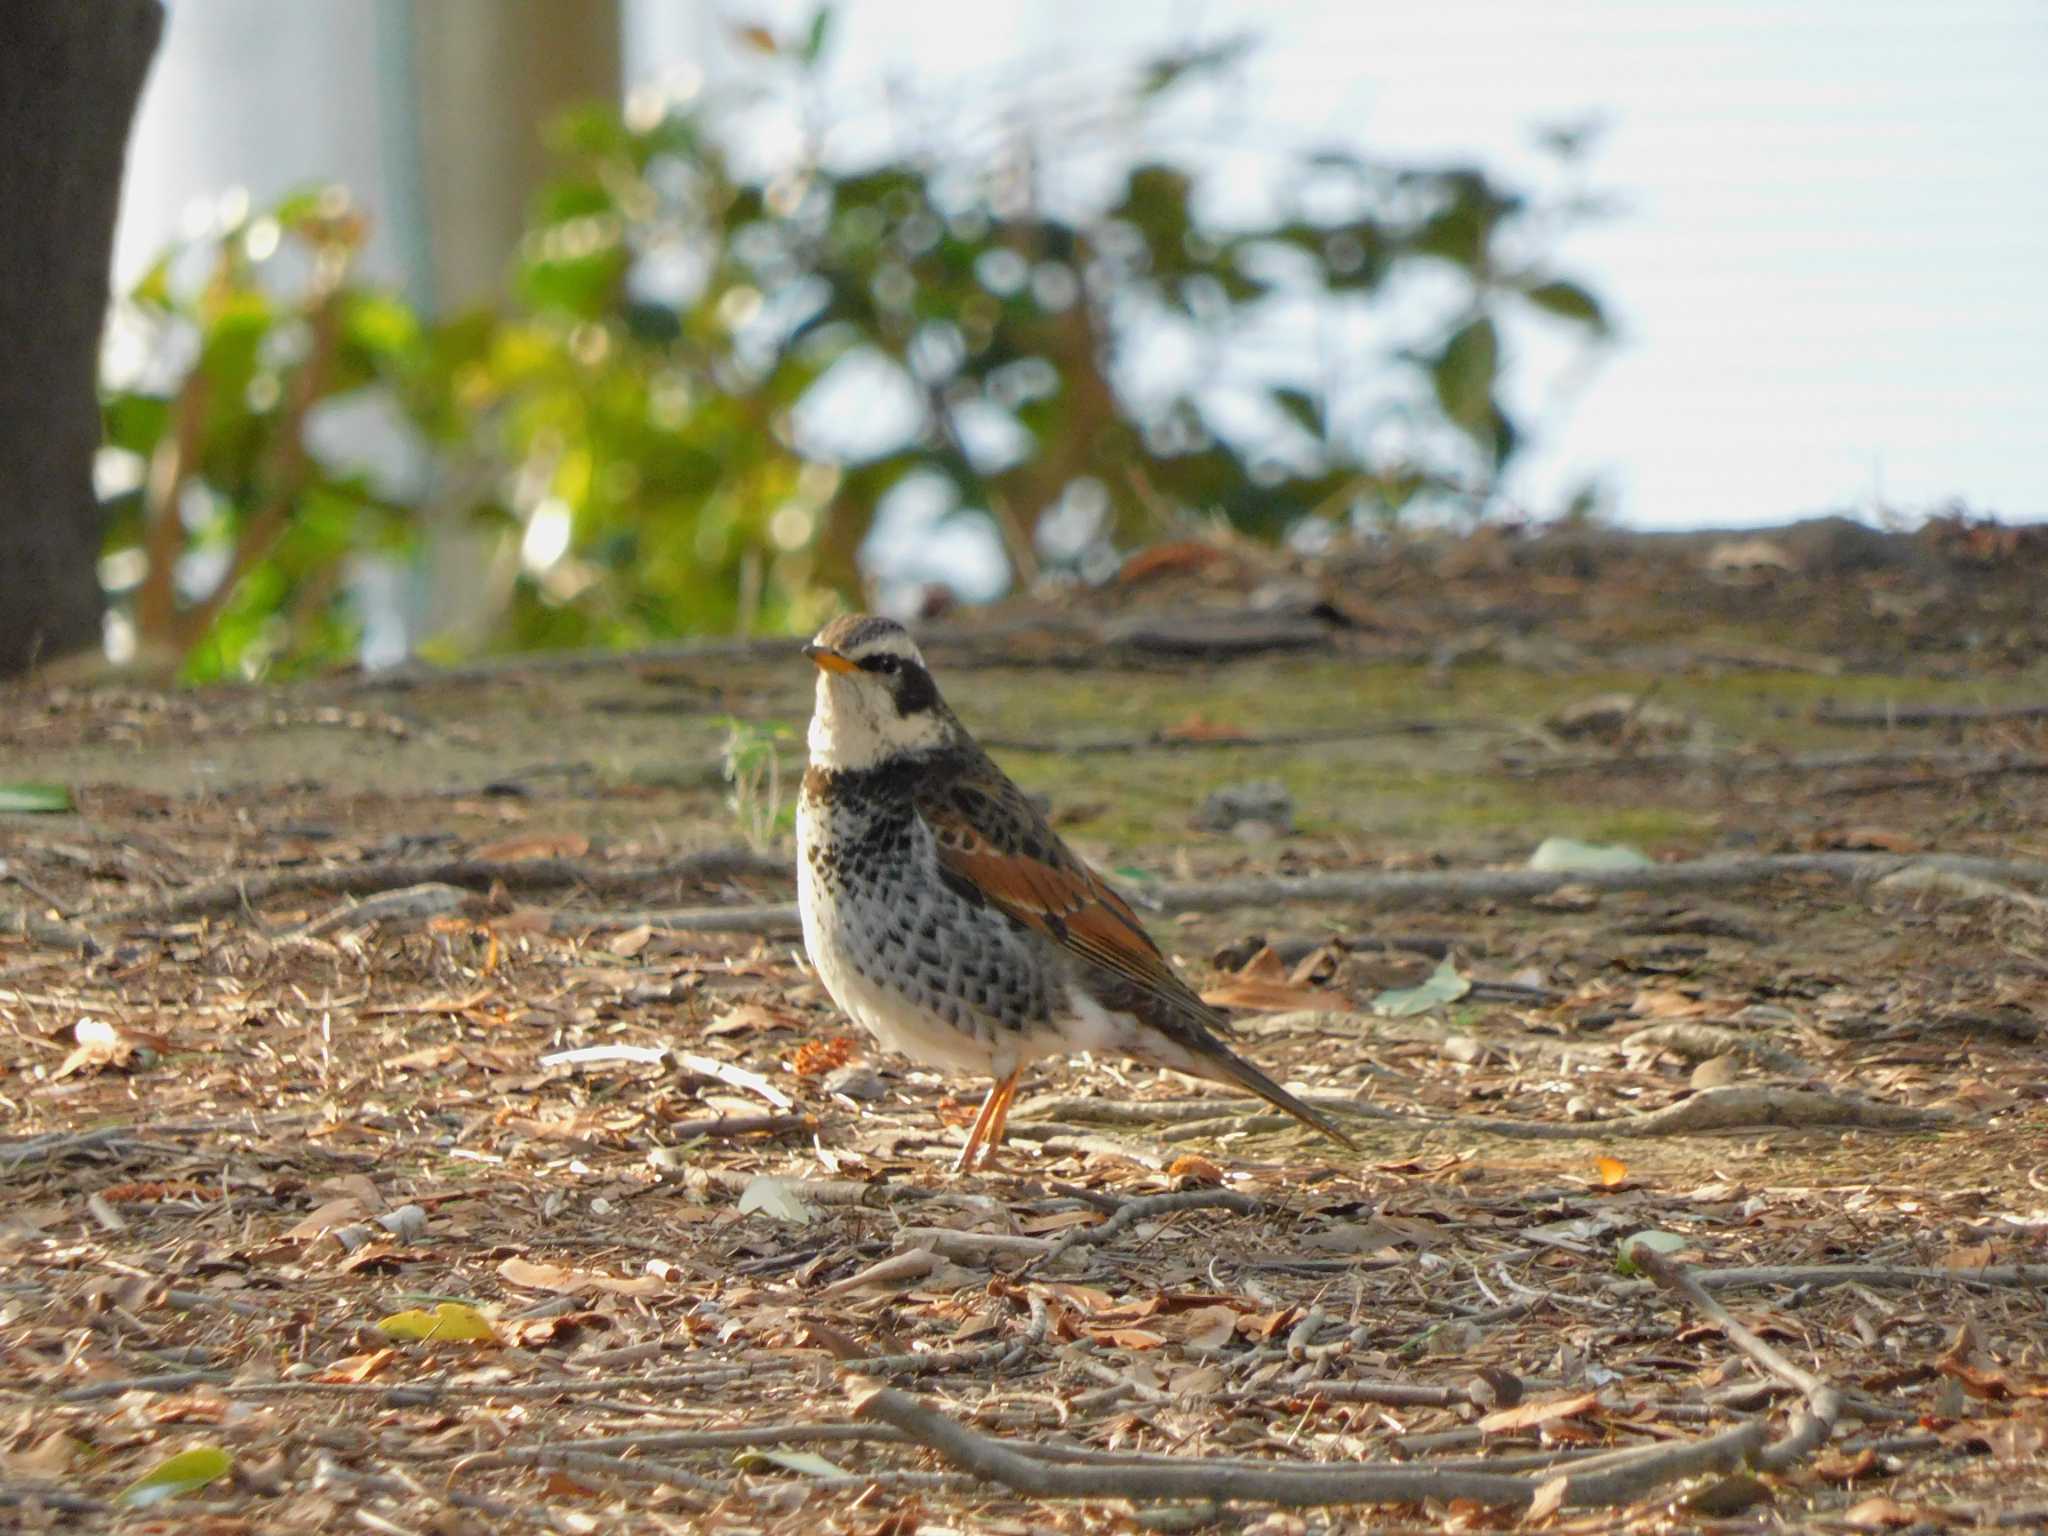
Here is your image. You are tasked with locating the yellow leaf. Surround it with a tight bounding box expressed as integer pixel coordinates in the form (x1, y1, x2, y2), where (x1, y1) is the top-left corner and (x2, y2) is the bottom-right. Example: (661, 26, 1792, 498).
(119, 1444, 232, 1507)
(378, 1301, 501, 1344)
(1594, 1155, 1629, 1187)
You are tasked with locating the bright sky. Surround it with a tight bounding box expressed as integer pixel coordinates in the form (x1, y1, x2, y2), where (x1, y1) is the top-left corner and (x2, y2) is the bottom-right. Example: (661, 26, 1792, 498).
(122, 1, 2048, 538)
(638, 0, 2048, 530)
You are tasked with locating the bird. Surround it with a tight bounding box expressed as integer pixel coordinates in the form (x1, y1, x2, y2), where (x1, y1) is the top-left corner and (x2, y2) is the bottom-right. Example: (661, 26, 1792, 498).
(795, 613, 1357, 1171)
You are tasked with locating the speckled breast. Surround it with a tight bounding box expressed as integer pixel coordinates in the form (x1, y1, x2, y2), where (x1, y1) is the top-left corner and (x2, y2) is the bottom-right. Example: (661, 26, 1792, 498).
(796, 767, 1060, 1077)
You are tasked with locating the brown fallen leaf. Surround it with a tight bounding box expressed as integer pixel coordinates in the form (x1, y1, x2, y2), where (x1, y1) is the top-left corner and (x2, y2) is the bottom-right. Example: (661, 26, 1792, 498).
(384, 1043, 462, 1074)
(497, 1255, 665, 1298)
(1160, 713, 1250, 743)
(469, 832, 589, 862)
(54, 1017, 168, 1079)
(1824, 826, 1922, 853)
(1689, 1053, 1742, 1089)
(99, 1181, 221, 1203)
(310, 1348, 398, 1384)
(1629, 987, 1713, 1019)
(1170, 1305, 1240, 1352)
(1842, 1495, 1926, 1528)
(1118, 540, 1232, 585)
(1809, 1446, 1881, 1484)
(788, 1034, 859, 1077)
(607, 924, 654, 957)
(1167, 1154, 1226, 1185)
(1087, 1326, 1169, 1350)
(1524, 1474, 1569, 1522)
(1478, 1389, 1601, 1435)
(1200, 978, 1353, 1013)
(284, 1197, 369, 1242)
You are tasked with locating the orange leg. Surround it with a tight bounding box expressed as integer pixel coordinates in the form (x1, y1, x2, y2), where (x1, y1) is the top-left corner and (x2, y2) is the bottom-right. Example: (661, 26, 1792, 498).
(982, 1072, 1020, 1155)
(952, 1068, 1020, 1173)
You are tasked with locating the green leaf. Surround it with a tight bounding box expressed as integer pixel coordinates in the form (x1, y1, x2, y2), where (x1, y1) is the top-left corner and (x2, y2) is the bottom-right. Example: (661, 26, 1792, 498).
(102, 392, 172, 457)
(1271, 387, 1322, 438)
(120, 1445, 232, 1507)
(1523, 279, 1608, 332)
(1614, 1230, 1689, 1276)
(802, 6, 835, 64)
(0, 782, 72, 814)
(1372, 958, 1471, 1018)
(343, 290, 422, 361)
(1527, 837, 1652, 874)
(1431, 316, 1498, 430)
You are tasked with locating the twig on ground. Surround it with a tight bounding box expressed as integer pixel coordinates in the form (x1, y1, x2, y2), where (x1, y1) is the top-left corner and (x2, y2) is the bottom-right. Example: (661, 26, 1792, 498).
(550, 902, 803, 937)
(1612, 1262, 2048, 1295)
(58, 1368, 232, 1402)
(1503, 747, 2038, 782)
(1821, 756, 2048, 797)
(1427, 1085, 1953, 1141)
(847, 1294, 1052, 1377)
(658, 1112, 815, 1143)
(895, 1226, 1057, 1263)
(1032, 1084, 1952, 1143)
(1139, 852, 2048, 914)
(1869, 863, 2048, 916)
(452, 1424, 909, 1472)
(981, 720, 1500, 756)
(0, 1125, 141, 1167)
(96, 847, 784, 926)
(276, 881, 471, 939)
(0, 901, 102, 956)
(518, 851, 2048, 939)
(693, 1169, 956, 1207)
(1025, 1190, 1268, 1273)
(1634, 1248, 1842, 1470)
(849, 1383, 1767, 1510)
(0, 1484, 108, 1515)
(511, 1448, 721, 1500)
(1812, 701, 2048, 729)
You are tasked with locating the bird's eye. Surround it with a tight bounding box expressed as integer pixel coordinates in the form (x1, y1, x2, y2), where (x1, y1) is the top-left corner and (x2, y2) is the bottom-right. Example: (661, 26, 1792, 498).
(863, 654, 899, 674)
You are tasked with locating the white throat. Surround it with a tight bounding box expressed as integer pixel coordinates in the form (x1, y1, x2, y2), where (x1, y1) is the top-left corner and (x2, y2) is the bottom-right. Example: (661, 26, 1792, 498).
(807, 674, 950, 772)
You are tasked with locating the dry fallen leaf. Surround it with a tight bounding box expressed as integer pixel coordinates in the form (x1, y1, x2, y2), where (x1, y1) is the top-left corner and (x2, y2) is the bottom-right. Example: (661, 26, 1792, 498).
(309, 1348, 398, 1384)
(1160, 713, 1250, 743)
(788, 1034, 859, 1077)
(469, 832, 589, 862)
(1201, 978, 1353, 1013)
(1842, 1495, 1924, 1529)
(284, 1197, 369, 1242)
(1524, 1474, 1569, 1522)
(1478, 1390, 1601, 1435)
(1167, 1154, 1226, 1185)
(497, 1256, 666, 1297)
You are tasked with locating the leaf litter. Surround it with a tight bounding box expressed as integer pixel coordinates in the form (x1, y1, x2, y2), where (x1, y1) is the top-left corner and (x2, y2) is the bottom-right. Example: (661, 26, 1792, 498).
(2, 555, 2048, 1530)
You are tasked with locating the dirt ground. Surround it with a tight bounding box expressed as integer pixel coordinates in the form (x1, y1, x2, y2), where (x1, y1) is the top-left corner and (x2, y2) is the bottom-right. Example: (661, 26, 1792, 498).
(3, 520, 2046, 1533)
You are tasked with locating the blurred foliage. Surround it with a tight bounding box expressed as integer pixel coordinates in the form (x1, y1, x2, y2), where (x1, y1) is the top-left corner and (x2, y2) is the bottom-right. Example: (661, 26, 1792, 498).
(98, 13, 1609, 678)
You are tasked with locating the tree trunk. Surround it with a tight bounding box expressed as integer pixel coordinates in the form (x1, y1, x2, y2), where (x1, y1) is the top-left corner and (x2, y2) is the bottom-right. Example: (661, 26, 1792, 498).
(397, 0, 619, 652)
(0, 0, 165, 676)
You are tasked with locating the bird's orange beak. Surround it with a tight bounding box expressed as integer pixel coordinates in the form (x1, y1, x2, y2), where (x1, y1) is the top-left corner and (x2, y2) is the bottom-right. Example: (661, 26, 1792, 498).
(803, 642, 859, 675)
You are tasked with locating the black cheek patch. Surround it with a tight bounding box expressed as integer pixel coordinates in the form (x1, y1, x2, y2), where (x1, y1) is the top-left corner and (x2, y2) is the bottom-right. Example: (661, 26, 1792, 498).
(891, 665, 939, 716)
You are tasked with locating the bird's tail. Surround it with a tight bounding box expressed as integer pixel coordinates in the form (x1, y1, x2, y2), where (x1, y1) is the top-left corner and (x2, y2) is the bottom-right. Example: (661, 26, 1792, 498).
(1150, 1026, 1359, 1152)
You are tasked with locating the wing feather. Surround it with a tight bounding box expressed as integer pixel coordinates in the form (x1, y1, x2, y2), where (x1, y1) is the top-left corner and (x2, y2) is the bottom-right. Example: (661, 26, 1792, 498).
(916, 764, 1205, 1009)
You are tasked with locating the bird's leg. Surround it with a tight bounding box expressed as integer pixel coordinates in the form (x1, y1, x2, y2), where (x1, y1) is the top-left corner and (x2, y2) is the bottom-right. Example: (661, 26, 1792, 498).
(952, 1069, 1020, 1173)
(981, 1071, 1020, 1156)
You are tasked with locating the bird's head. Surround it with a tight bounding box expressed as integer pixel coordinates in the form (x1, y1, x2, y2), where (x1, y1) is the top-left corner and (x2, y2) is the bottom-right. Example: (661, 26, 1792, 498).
(802, 614, 955, 770)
